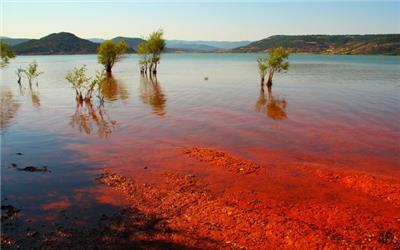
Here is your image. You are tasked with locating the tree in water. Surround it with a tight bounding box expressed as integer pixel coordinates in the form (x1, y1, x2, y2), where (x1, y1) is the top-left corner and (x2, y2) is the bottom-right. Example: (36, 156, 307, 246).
(97, 40, 128, 75)
(66, 65, 116, 138)
(257, 57, 268, 85)
(146, 29, 165, 75)
(15, 67, 24, 85)
(65, 65, 105, 102)
(24, 61, 43, 87)
(256, 47, 289, 87)
(137, 41, 151, 75)
(0, 42, 16, 68)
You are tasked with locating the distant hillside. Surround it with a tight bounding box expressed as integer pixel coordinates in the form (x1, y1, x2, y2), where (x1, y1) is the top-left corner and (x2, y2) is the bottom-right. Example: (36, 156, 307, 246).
(12, 32, 98, 55)
(166, 42, 218, 52)
(0, 37, 30, 46)
(111, 37, 145, 52)
(166, 40, 252, 52)
(232, 34, 400, 55)
(88, 38, 104, 43)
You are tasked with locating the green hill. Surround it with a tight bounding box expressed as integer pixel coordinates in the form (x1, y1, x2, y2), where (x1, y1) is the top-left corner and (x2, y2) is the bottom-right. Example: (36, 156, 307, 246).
(111, 37, 145, 52)
(232, 34, 400, 55)
(12, 32, 98, 55)
(0, 37, 30, 46)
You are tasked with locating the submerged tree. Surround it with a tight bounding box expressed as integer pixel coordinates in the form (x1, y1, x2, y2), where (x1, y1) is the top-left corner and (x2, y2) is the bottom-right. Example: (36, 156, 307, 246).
(24, 61, 43, 86)
(65, 65, 105, 102)
(147, 29, 165, 75)
(98, 40, 128, 75)
(15, 67, 24, 85)
(257, 47, 289, 87)
(0, 41, 16, 68)
(257, 57, 268, 85)
(137, 41, 151, 75)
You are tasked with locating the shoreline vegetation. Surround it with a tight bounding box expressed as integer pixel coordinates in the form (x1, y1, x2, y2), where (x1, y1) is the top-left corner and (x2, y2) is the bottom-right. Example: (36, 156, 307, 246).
(2, 32, 399, 55)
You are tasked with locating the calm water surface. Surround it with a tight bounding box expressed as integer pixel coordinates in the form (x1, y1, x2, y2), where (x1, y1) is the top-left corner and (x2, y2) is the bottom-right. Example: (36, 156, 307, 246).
(1, 53, 400, 235)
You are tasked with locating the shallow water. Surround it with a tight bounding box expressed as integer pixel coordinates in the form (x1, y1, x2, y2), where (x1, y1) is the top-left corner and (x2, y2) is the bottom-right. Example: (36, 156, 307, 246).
(1, 53, 400, 241)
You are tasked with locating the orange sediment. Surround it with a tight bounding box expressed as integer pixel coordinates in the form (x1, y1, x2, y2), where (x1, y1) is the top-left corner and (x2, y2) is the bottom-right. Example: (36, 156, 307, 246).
(182, 147, 261, 174)
(96, 150, 400, 250)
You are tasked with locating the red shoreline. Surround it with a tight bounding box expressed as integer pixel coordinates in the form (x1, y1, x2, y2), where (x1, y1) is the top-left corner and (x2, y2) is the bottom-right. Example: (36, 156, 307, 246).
(92, 147, 400, 249)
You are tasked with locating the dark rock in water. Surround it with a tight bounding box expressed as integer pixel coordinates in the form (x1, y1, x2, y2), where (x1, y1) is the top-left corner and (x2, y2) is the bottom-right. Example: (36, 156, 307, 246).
(11, 163, 17, 168)
(16, 153, 23, 155)
(26, 230, 38, 237)
(1, 205, 20, 221)
(17, 166, 50, 173)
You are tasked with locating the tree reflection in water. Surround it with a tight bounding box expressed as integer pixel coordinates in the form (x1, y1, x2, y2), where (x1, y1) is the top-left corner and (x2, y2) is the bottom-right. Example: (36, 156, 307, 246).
(100, 76, 129, 102)
(139, 75, 166, 116)
(1, 87, 21, 129)
(70, 100, 116, 138)
(29, 89, 41, 109)
(16, 82, 41, 109)
(255, 85, 287, 120)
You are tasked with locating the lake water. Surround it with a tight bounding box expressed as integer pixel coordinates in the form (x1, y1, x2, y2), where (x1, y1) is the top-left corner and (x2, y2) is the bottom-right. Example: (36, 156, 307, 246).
(1, 53, 400, 245)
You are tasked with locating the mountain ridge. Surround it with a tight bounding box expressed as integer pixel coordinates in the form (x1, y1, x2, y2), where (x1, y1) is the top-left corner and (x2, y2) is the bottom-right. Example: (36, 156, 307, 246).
(11, 32, 98, 55)
(232, 34, 400, 55)
(5, 33, 400, 55)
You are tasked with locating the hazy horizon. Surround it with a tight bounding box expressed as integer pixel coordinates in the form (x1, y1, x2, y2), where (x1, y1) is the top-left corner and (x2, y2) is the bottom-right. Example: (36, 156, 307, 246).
(2, 32, 400, 42)
(2, 1, 400, 41)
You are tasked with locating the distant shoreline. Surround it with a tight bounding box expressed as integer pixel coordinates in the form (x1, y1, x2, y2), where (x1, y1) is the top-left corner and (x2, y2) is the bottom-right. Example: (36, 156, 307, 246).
(5, 33, 399, 56)
(12, 52, 400, 56)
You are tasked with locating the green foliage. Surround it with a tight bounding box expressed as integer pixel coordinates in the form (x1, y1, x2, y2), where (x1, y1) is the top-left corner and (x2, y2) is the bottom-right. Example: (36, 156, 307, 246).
(65, 65, 105, 101)
(147, 29, 165, 56)
(256, 57, 268, 80)
(97, 40, 128, 73)
(267, 47, 289, 73)
(25, 61, 43, 83)
(1, 41, 16, 67)
(136, 41, 149, 55)
(257, 47, 290, 85)
(146, 29, 165, 73)
(137, 41, 151, 72)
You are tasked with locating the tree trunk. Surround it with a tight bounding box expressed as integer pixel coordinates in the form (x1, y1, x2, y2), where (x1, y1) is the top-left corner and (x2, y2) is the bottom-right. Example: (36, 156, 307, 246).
(260, 77, 265, 86)
(106, 65, 112, 75)
(267, 72, 273, 87)
(267, 84, 272, 99)
(153, 63, 157, 75)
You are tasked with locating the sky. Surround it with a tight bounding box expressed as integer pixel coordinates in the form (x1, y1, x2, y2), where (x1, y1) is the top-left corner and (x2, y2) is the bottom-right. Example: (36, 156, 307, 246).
(1, 1, 400, 41)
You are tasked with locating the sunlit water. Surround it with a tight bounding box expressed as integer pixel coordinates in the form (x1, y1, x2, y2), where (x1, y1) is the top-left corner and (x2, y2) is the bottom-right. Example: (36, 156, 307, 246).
(1, 54, 400, 238)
